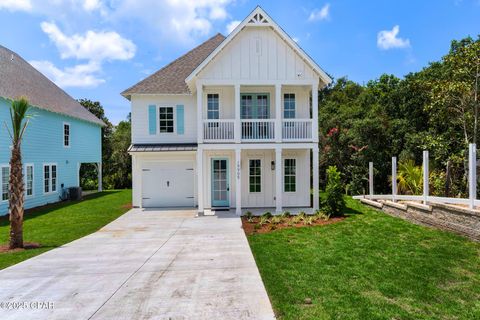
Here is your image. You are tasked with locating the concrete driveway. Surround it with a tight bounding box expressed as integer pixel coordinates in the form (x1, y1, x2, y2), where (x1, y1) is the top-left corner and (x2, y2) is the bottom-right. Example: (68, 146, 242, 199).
(0, 209, 275, 320)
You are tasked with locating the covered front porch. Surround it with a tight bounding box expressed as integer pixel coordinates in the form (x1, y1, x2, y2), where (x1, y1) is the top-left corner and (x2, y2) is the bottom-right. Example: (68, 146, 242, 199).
(197, 143, 319, 215)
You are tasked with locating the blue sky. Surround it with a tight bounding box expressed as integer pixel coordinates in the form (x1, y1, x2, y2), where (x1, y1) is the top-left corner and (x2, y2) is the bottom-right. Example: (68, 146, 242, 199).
(0, 0, 479, 124)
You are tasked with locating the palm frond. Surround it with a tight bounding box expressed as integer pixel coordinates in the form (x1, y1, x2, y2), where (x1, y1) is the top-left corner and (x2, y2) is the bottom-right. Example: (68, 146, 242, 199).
(9, 97, 31, 145)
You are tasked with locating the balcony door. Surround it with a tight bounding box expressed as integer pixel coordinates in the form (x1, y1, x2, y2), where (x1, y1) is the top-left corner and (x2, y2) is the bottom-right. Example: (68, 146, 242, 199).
(241, 93, 271, 139)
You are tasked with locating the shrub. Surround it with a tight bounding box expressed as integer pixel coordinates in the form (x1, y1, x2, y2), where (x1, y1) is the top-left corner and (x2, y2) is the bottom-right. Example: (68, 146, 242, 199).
(271, 216, 282, 224)
(298, 211, 307, 220)
(259, 216, 270, 226)
(281, 211, 291, 218)
(323, 166, 345, 216)
(304, 216, 316, 225)
(292, 215, 303, 224)
(262, 211, 273, 219)
(315, 210, 330, 221)
(244, 211, 254, 222)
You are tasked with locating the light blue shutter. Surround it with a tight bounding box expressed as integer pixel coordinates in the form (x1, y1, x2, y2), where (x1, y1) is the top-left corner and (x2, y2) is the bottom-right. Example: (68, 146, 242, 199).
(148, 105, 156, 135)
(176, 105, 184, 135)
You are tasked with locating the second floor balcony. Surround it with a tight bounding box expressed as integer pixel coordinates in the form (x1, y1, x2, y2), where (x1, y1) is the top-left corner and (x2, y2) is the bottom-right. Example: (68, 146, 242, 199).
(203, 118, 313, 142)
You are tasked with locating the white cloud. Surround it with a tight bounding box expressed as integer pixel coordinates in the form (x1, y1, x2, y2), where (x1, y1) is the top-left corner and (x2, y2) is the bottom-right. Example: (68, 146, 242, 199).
(41, 21, 136, 62)
(112, 0, 234, 43)
(308, 3, 330, 22)
(0, 0, 32, 11)
(226, 20, 241, 34)
(82, 0, 101, 11)
(377, 25, 411, 50)
(30, 60, 105, 88)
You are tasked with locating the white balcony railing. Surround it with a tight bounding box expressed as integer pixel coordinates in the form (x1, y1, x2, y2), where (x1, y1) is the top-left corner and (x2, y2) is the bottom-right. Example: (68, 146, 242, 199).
(241, 119, 275, 141)
(203, 119, 235, 141)
(282, 119, 312, 141)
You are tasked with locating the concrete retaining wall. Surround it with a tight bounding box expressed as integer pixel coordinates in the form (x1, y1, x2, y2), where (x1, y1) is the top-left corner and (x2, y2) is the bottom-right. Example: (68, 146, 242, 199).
(360, 198, 480, 241)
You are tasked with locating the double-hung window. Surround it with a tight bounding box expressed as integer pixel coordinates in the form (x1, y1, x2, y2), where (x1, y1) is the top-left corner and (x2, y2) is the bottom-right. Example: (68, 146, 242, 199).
(249, 159, 261, 193)
(284, 94, 295, 119)
(159, 107, 174, 133)
(63, 123, 70, 147)
(44, 164, 57, 194)
(284, 159, 296, 192)
(1, 166, 9, 201)
(25, 164, 33, 197)
(207, 94, 219, 119)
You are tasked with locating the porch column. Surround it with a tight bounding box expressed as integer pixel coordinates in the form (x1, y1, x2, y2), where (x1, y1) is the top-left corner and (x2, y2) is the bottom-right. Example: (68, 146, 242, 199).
(234, 84, 241, 143)
(197, 147, 204, 214)
(313, 145, 319, 210)
(275, 84, 282, 143)
(97, 162, 102, 192)
(312, 81, 319, 143)
(275, 147, 282, 213)
(197, 83, 203, 143)
(235, 148, 242, 215)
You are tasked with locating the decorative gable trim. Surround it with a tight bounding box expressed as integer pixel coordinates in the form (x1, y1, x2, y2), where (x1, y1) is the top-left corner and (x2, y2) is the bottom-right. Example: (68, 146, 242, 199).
(185, 6, 332, 87)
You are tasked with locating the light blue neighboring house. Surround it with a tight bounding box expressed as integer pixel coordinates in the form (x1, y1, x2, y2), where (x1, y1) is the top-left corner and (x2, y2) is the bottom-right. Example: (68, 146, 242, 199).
(0, 45, 104, 216)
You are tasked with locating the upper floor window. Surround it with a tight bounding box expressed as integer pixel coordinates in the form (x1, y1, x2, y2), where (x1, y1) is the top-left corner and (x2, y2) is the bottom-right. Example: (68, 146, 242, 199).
(44, 164, 57, 194)
(207, 94, 219, 119)
(284, 94, 295, 119)
(284, 159, 296, 192)
(25, 164, 33, 197)
(159, 107, 174, 133)
(249, 159, 261, 193)
(1, 166, 9, 201)
(63, 123, 70, 147)
(241, 94, 270, 119)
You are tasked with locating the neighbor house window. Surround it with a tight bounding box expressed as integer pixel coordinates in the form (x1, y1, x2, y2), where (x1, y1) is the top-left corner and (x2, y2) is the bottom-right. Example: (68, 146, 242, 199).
(44, 164, 57, 193)
(284, 94, 295, 119)
(159, 107, 174, 133)
(207, 94, 219, 119)
(1, 166, 9, 201)
(284, 159, 296, 192)
(25, 164, 33, 197)
(63, 123, 70, 147)
(249, 159, 261, 193)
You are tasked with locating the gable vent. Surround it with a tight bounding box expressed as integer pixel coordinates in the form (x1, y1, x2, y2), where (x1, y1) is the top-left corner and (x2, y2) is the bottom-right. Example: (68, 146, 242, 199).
(248, 13, 269, 25)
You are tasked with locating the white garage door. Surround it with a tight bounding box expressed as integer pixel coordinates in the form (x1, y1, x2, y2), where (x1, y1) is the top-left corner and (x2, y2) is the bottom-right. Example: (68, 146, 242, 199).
(142, 161, 195, 208)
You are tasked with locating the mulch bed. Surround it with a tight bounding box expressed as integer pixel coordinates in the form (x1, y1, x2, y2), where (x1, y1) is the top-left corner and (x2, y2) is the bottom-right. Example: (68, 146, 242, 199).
(0, 242, 41, 254)
(242, 216, 345, 235)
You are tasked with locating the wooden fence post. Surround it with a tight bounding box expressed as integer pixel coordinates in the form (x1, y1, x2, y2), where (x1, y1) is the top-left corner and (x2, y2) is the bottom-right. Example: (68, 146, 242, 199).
(423, 150, 429, 204)
(469, 143, 477, 209)
(392, 157, 397, 202)
(369, 162, 373, 198)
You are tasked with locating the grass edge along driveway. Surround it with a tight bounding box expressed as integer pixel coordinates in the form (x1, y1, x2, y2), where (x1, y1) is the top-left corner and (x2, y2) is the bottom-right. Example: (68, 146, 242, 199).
(247, 197, 480, 320)
(0, 190, 132, 270)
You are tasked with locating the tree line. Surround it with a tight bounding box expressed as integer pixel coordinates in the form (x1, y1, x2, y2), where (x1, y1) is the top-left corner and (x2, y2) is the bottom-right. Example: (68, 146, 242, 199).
(318, 36, 479, 197)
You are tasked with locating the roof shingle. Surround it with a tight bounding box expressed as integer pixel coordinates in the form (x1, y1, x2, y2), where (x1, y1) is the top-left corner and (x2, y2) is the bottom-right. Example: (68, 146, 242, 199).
(121, 33, 225, 98)
(0, 45, 104, 126)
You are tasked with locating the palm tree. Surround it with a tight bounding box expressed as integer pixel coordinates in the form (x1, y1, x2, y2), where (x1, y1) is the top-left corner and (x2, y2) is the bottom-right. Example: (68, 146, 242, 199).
(396, 159, 423, 195)
(4, 98, 30, 249)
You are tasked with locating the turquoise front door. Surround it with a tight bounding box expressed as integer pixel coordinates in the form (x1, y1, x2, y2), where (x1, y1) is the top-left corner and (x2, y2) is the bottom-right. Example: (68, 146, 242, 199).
(211, 158, 229, 207)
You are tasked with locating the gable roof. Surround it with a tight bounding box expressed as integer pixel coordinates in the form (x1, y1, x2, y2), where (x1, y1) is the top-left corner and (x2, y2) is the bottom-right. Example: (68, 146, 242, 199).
(121, 33, 225, 99)
(185, 6, 332, 87)
(0, 45, 104, 126)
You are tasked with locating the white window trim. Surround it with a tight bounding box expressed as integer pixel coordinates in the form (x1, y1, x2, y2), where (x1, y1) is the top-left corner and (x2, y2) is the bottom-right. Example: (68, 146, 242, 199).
(1, 164, 9, 202)
(283, 158, 297, 193)
(24, 163, 34, 198)
(158, 106, 176, 135)
(204, 89, 223, 119)
(63, 122, 71, 148)
(43, 163, 58, 195)
(248, 158, 263, 194)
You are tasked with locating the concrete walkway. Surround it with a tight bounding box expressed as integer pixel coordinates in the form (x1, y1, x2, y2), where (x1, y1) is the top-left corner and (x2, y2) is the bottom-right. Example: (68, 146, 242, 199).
(0, 209, 275, 320)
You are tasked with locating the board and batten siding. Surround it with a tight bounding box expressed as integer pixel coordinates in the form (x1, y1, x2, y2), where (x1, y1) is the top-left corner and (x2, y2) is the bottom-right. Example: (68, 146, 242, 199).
(0, 97, 101, 215)
(131, 95, 196, 144)
(197, 27, 317, 82)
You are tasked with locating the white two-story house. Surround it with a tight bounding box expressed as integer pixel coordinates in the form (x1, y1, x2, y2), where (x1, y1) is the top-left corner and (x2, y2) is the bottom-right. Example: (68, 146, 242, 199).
(122, 6, 331, 215)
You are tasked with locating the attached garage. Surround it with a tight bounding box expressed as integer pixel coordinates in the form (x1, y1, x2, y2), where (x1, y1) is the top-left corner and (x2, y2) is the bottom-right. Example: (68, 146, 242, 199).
(141, 161, 195, 208)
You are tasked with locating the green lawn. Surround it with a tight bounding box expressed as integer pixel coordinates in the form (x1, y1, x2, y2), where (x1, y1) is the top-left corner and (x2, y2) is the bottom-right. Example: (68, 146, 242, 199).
(248, 198, 480, 320)
(0, 190, 131, 270)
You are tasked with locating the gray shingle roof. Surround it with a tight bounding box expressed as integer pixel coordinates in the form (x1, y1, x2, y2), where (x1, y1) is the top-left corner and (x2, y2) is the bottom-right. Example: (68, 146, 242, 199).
(128, 143, 198, 152)
(121, 33, 225, 98)
(0, 45, 104, 126)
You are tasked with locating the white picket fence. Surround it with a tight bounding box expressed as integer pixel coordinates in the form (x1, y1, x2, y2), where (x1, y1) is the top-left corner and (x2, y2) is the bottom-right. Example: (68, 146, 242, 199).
(353, 143, 478, 209)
